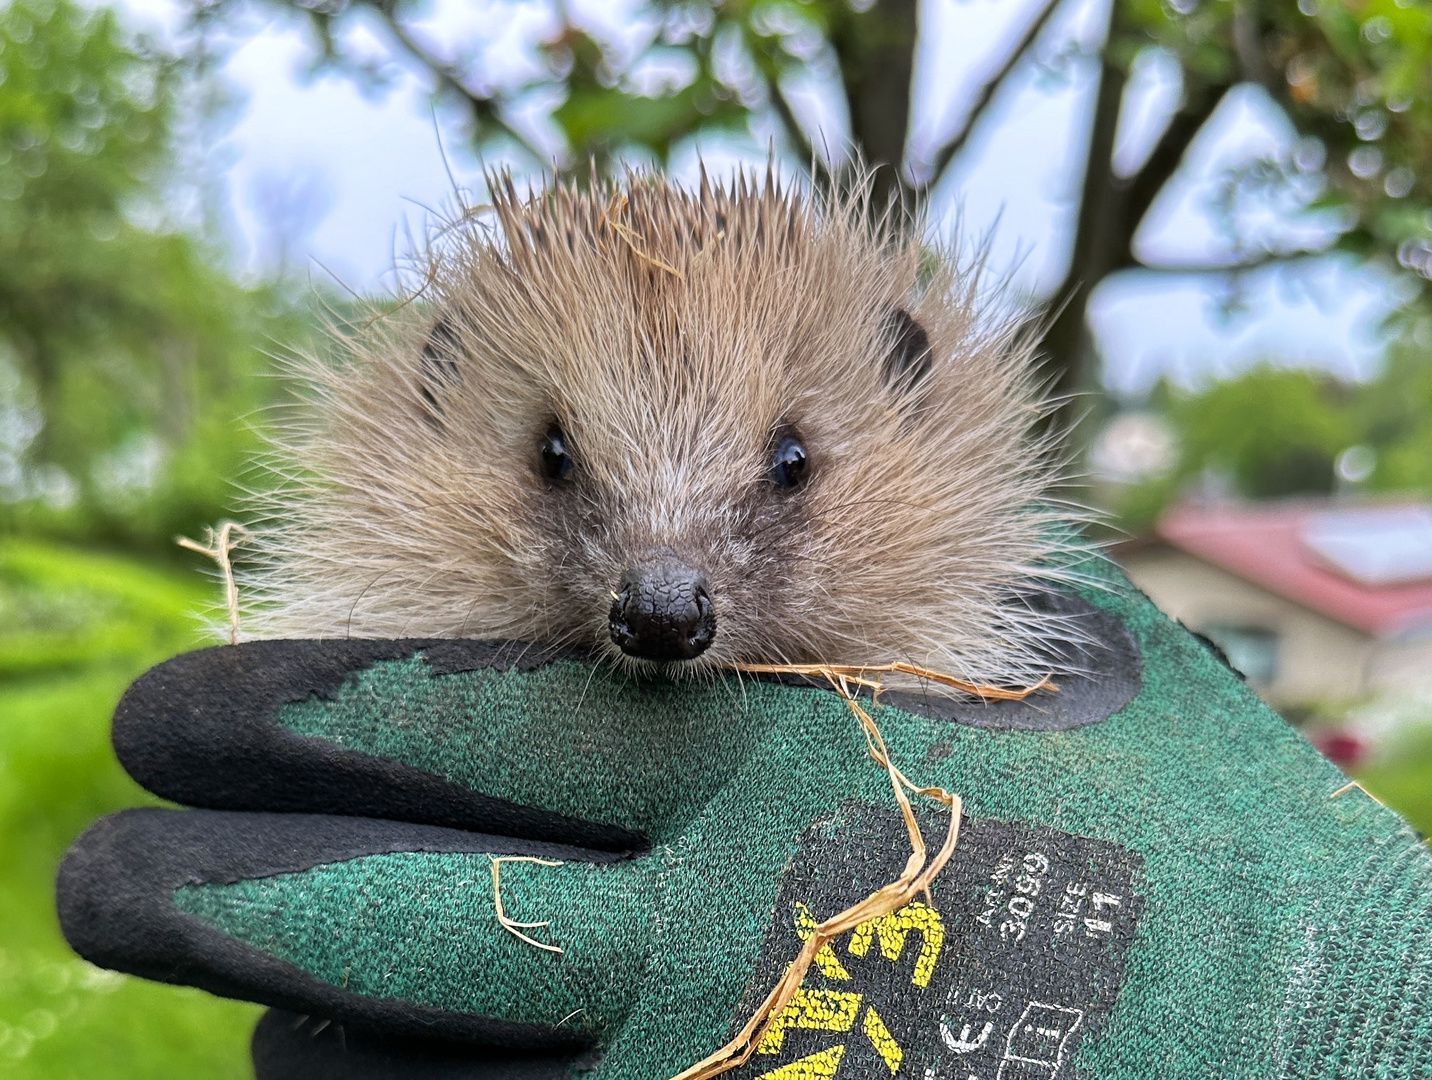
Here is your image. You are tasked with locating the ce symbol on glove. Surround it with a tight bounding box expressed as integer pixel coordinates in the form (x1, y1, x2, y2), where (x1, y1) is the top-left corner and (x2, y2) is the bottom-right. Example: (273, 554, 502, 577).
(56, 614, 1145, 1080)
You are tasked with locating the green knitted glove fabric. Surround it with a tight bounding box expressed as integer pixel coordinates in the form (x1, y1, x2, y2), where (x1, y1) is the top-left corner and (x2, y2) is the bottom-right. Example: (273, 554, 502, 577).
(57, 564, 1432, 1080)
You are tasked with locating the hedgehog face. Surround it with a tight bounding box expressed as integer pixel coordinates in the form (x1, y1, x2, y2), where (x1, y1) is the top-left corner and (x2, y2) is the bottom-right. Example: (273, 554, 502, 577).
(534, 420, 719, 663)
(246, 174, 1069, 688)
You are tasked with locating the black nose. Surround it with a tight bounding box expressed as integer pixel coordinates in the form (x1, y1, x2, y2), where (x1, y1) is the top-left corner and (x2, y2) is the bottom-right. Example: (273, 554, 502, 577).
(608, 562, 716, 662)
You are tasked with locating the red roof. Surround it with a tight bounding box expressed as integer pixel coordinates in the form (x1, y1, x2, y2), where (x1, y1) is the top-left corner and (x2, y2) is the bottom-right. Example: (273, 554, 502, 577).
(1156, 501, 1432, 639)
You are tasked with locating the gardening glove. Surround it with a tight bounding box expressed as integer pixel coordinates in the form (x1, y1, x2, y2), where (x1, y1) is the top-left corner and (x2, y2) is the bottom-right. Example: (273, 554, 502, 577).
(58, 566, 1432, 1080)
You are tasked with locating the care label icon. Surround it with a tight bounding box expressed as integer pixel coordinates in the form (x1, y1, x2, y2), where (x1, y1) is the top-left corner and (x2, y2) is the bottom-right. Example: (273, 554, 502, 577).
(996, 1003, 1084, 1080)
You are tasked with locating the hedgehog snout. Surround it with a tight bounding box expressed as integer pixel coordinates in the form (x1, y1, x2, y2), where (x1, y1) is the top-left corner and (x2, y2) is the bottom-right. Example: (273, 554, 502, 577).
(608, 560, 716, 662)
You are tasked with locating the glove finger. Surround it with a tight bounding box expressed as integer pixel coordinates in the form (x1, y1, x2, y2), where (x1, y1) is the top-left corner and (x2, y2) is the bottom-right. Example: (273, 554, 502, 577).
(113, 604, 1139, 847)
(58, 808, 651, 1049)
(113, 639, 643, 851)
(111, 638, 792, 846)
(251, 1011, 582, 1080)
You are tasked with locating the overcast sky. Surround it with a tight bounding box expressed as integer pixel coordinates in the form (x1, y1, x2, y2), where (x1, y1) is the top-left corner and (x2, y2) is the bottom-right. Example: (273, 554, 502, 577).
(122, 0, 1396, 397)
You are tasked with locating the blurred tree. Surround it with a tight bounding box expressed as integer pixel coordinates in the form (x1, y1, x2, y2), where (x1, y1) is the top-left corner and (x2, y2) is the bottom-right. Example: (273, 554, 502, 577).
(1106, 352, 1432, 533)
(188, 0, 1432, 431)
(0, 0, 309, 550)
(1355, 332, 1432, 491)
(1105, 366, 1348, 529)
(1172, 366, 1352, 494)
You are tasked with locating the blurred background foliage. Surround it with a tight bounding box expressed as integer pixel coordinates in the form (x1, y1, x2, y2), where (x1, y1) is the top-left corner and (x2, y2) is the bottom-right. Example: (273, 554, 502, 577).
(0, 0, 299, 1070)
(193, 0, 1432, 420)
(3, 0, 1432, 554)
(2, 0, 1432, 1072)
(1106, 341, 1432, 532)
(0, 0, 319, 552)
(0, 540, 257, 1075)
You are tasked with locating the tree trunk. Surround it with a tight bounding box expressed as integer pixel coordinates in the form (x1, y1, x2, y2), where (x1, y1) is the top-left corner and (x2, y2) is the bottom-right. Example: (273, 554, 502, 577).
(832, 0, 919, 210)
(1039, 5, 1132, 440)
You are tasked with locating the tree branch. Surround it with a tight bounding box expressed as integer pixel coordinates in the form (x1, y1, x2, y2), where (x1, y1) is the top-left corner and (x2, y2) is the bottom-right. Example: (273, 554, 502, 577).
(1120, 82, 1232, 242)
(765, 76, 813, 164)
(1232, 0, 1277, 94)
(1131, 247, 1333, 274)
(919, 0, 1062, 188)
(829, 0, 919, 208)
(365, 1, 548, 165)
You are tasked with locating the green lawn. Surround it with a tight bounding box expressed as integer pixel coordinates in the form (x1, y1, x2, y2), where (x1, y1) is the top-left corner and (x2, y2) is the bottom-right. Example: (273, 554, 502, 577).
(2, 538, 1428, 1076)
(0, 539, 256, 1077)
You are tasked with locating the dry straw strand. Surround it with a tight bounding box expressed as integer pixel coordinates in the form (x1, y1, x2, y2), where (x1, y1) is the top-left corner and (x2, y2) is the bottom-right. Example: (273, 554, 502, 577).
(664, 661, 1041, 1080)
(491, 855, 566, 954)
(601, 191, 685, 279)
(1330, 779, 1383, 805)
(733, 661, 1056, 701)
(175, 520, 251, 645)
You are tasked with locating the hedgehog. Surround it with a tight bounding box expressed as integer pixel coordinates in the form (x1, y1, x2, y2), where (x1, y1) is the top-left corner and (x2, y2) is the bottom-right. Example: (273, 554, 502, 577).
(242, 170, 1080, 692)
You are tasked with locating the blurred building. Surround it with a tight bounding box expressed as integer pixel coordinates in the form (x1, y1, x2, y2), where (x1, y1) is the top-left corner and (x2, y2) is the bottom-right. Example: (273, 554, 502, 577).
(1118, 501, 1432, 709)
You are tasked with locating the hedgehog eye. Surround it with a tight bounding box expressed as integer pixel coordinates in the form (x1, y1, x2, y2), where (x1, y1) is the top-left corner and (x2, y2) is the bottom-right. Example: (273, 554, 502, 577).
(539, 426, 573, 482)
(770, 434, 809, 490)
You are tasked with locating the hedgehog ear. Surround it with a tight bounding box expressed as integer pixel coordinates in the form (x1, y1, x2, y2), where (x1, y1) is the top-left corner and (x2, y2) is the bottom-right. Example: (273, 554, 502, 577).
(880, 306, 934, 399)
(418, 315, 462, 427)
